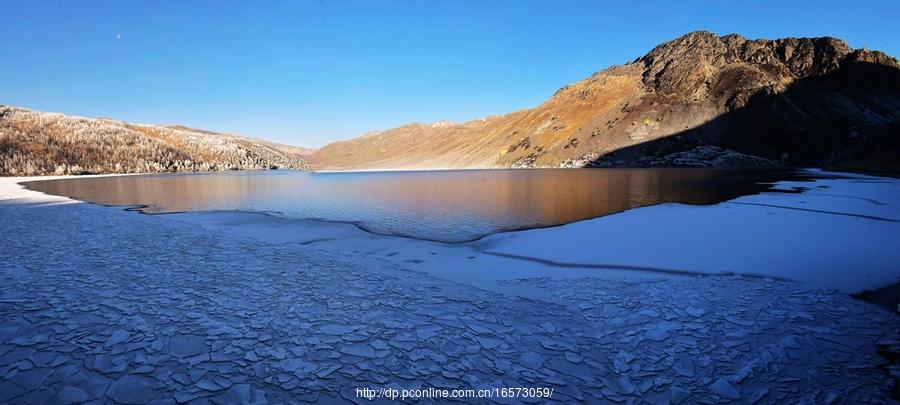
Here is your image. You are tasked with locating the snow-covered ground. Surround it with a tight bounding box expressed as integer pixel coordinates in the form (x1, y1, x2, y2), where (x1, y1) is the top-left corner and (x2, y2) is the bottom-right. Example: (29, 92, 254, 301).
(0, 171, 898, 403)
(175, 170, 900, 295)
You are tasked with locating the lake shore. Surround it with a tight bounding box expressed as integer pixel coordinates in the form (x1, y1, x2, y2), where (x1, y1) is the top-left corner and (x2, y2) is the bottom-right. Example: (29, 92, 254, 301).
(1, 173, 898, 403)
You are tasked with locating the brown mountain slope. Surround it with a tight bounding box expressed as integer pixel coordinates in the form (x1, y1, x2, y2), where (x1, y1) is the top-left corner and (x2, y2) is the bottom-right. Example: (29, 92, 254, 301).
(310, 31, 900, 171)
(257, 141, 317, 158)
(0, 106, 310, 176)
(166, 125, 318, 157)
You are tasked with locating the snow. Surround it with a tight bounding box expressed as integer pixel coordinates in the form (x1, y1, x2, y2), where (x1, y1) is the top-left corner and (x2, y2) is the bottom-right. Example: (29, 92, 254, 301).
(0, 170, 898, 403)
(163, 170, 900, 296)
(474, 170, 900, 292)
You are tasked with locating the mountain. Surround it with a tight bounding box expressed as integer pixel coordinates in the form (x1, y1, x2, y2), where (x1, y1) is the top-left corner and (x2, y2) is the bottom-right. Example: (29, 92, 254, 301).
(0, 106, 310, 176)
(166, 125, 318, 156)
(252, 140, 317, 157)
(309, 31, 900, 171)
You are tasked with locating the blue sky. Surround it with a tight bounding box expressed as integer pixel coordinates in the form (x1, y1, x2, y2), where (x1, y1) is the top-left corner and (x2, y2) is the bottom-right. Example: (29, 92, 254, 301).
(1, 1, 898, 147)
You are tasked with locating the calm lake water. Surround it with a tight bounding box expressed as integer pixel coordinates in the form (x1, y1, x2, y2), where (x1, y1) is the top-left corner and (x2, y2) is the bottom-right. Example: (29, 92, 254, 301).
(25, 169, 805, 242)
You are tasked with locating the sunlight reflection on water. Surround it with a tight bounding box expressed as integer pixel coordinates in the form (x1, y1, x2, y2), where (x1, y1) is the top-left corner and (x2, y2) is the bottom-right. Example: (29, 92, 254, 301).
(26, 169, 803, 242)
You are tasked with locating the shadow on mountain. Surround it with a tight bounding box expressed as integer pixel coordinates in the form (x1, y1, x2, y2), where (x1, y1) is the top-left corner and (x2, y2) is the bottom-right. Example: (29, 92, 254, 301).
(589, 61, 900, 173)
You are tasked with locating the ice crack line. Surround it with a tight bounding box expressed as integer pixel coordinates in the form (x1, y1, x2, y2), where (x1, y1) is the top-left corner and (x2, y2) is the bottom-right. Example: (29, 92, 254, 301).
(479, 251, 792, 281)
(728, 202, 899, 222)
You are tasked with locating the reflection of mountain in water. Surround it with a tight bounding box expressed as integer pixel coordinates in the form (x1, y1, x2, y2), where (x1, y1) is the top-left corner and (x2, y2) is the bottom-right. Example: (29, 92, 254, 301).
(25, 169, 808, 242)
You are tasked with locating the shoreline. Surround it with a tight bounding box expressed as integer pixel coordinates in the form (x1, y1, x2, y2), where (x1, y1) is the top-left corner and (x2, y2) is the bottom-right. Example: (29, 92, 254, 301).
(2, 172, 899, 402)
(18, 166, 818, 245)
(6, 163, 896, 178)
(11, 168, 898, 293)
(10, 168, 899, 307)
(7, 169, 900, 314)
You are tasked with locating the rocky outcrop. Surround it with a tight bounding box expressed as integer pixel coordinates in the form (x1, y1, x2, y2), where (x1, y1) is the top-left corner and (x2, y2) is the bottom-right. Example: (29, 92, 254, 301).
(0, 106, 310, 176)
(592, 146, 778, 168)
(310, 31, 900, 171)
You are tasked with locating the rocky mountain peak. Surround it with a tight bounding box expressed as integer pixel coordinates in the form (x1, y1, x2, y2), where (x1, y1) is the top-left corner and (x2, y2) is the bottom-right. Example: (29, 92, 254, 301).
(846, 48, 900, 67)
(634, 31, 863, 95)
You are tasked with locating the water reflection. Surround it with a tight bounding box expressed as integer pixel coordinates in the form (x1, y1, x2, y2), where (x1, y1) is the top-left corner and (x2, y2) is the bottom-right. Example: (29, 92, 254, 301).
(25, 169, 802, 242)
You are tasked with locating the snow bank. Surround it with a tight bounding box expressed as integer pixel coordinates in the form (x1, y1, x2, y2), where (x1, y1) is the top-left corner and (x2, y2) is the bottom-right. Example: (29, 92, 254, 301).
(477, 171, 900, 292)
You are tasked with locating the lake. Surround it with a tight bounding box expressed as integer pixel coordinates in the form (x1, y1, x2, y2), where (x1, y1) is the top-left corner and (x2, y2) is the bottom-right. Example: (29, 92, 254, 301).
(24, 169, 808, 243)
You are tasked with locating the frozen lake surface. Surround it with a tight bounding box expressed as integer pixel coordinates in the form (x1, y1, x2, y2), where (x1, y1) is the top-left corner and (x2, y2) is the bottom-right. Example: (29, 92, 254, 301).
(1, 172, 898, 403)
(23, 168, 807, 242)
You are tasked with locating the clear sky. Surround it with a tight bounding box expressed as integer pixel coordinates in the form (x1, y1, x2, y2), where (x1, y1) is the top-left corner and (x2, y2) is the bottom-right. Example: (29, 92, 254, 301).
(1, 1, 898, 147)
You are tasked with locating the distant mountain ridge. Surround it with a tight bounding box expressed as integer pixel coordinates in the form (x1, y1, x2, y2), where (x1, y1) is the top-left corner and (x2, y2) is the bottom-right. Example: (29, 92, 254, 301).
(0, 106, 310, 176)
(309, 31, 900, 171)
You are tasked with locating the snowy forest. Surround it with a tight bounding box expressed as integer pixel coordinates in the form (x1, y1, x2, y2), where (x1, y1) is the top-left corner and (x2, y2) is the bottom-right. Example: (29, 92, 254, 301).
(0, 106, 309, 176)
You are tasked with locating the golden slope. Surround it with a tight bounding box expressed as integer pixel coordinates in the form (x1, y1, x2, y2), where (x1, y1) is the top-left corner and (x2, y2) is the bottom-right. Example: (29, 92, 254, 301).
(310, 31, 900, 170)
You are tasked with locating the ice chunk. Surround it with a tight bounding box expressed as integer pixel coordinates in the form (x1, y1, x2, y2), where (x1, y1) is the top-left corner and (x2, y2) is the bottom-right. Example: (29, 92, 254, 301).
(107, 375, 155, 404)
(169, 335, 207, 358)
(673, 352, 694, 377)
(340, 344, 376, 358)
(520, 352, 543, 369)
(710, 378, 741, 400)
(104, 329, 130, 348)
